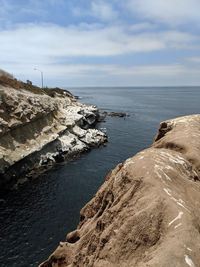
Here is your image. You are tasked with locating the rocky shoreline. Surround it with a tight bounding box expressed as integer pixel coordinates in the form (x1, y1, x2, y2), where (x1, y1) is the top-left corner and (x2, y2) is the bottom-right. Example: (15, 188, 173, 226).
(0, 77, 107, 190)
(40, 114, 200, 267)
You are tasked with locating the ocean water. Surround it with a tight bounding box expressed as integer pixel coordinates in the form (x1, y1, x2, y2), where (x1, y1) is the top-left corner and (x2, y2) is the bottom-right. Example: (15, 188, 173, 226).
(0, 87, 199, 267)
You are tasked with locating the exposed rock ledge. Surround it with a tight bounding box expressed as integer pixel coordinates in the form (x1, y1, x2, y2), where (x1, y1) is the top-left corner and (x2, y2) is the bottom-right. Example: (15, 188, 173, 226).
(40, 114, 200, 267)
(0, 84, 107, 189)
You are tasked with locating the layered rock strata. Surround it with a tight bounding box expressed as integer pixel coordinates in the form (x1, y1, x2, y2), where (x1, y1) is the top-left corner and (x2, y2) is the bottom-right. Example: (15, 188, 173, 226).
(40, 114, 200, 267)
(0, 85, 107, 188)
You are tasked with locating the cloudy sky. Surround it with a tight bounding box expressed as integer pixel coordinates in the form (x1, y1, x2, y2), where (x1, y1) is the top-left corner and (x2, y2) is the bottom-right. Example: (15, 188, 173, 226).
(0, 0, 200, 87)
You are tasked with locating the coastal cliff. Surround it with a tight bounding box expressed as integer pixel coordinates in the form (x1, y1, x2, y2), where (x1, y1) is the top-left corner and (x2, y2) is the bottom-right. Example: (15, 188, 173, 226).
(40, 114, 200, 267)
(0, 74, 107, 189)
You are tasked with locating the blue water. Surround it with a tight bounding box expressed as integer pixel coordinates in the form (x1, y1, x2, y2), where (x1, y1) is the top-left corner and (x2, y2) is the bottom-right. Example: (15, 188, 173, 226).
(0, 87, 199, 267)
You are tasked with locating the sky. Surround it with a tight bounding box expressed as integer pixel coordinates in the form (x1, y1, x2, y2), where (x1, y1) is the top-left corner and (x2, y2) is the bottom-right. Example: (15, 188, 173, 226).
(0, 0, 200, 87)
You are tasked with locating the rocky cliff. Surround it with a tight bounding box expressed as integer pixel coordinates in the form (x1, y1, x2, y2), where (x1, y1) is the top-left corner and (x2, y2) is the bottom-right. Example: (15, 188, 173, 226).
(40, 114, 200, 267)
(0, 76, 107, 189)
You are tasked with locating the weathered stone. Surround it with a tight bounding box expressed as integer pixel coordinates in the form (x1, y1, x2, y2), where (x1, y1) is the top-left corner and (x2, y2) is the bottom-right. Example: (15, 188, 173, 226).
(101, 111, 129, 118)
(0, 85, 107, 189)
(40, 114, 200, 267)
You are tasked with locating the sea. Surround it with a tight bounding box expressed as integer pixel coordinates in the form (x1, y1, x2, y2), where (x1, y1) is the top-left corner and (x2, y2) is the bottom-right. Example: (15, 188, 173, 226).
(0, 87, 200, 267)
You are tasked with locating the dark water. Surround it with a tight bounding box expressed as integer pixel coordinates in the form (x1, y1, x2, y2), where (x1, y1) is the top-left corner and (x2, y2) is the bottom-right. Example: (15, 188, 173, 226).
(0, 87, 199, 267)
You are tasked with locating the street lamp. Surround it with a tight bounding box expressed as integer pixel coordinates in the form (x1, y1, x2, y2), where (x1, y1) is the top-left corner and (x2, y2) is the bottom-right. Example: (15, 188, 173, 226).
(34, 68, 44, 88)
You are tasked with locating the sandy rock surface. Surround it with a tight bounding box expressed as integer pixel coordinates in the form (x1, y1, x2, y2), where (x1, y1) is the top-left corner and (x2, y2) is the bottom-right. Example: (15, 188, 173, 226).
(40, 114, 200, 267)
(0, 85, 107, 188)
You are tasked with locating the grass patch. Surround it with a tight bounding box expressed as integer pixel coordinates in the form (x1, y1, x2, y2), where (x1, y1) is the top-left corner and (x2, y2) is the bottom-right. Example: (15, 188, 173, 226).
(0, 75, 73, 98)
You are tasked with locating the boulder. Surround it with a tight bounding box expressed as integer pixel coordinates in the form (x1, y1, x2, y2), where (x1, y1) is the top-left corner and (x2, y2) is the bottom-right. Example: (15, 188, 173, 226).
(40, 115, 200, 267)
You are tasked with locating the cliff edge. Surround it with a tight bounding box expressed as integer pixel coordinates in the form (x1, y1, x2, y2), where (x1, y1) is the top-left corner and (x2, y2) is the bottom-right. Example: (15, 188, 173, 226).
(40, 114, 200, 267)
(0, 74, 107, 189)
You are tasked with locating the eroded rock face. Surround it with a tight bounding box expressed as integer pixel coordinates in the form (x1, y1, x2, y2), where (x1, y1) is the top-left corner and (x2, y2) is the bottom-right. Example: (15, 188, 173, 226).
(40, 114, 200, 267)
(0, 86, 107, 188)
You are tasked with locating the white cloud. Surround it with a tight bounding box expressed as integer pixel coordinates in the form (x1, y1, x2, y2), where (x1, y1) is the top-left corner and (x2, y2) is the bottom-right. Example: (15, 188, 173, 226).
(0, 23, 196, 65)
(42, 63, 200, 86)
(91, 0, 118, 21)
(126, 0, 200, 26)
(72, 0, 118, 22)
(2, 60, 200, 87)
(187, 57, 200, 63)
(129, 22, 158, 32)
(0, 23, 164, 70)
(0, 21, 199, 86)
(0, 1, 199, 86)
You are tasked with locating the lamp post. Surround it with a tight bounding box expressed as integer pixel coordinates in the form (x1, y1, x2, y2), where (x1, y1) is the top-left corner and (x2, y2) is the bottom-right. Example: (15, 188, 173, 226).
(34, 68, 44, 88)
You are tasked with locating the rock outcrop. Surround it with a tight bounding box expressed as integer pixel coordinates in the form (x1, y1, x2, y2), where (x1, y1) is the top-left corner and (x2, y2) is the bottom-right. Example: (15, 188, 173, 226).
(0, 78, 107, 189)
(40, 114, 200, 267)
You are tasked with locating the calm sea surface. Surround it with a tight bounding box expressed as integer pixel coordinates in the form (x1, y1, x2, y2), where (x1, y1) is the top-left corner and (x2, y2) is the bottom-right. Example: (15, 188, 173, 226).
(0, 87, 200, 266)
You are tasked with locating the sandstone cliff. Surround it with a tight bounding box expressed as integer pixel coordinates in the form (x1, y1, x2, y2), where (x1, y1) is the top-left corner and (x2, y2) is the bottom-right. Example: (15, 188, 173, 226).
(40, 114, 200, 267)
(0, 75, 107, 189)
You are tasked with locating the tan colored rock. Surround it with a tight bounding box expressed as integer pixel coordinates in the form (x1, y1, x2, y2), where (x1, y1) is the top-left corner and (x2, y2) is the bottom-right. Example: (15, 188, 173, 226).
(40, 114, 200, 267)
(0, 85, 107, 188)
